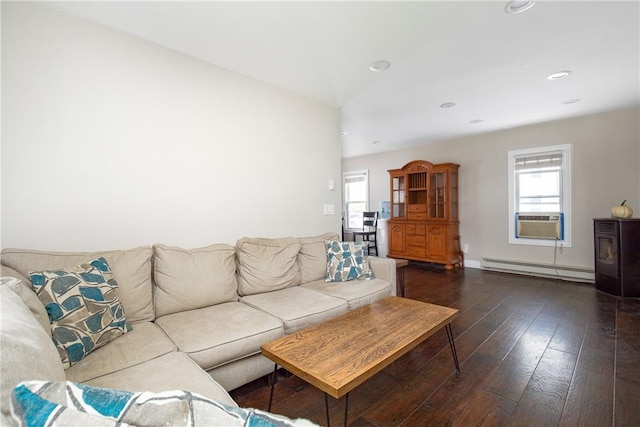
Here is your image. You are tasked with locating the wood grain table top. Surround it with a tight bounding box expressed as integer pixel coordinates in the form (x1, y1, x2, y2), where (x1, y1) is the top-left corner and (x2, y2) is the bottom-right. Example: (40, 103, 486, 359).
(261, 296, 458, 398)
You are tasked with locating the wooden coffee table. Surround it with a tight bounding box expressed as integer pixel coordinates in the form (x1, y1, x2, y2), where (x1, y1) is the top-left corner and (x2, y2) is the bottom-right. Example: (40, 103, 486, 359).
(261, 296, 460, 426)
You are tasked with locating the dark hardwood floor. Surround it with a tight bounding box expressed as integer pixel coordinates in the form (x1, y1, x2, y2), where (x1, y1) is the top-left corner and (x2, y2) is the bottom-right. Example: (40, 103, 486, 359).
(229, 266, 640, 426)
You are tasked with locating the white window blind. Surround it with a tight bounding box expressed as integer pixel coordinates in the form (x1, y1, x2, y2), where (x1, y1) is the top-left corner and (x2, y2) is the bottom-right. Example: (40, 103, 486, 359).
(514, 152, 564, 172)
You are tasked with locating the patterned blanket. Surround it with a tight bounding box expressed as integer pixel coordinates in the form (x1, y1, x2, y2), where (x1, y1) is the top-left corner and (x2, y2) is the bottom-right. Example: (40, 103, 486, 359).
(12, 381, 317, 427)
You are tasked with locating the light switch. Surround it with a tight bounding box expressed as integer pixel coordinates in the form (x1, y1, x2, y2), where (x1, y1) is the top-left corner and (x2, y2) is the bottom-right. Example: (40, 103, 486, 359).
(323, 204, 335, 215)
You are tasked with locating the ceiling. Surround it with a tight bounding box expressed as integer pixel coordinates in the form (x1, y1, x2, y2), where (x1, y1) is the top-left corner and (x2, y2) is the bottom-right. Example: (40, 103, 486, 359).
(44, 1, 640, 158)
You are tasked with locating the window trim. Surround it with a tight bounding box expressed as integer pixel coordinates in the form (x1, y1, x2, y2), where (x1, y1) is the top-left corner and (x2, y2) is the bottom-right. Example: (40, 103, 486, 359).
(343, 170, 369, 231)
(508, 144, 572, 247)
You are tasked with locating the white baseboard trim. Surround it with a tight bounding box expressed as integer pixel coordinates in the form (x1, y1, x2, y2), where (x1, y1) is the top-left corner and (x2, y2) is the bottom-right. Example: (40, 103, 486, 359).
(480, 257, 594, 283)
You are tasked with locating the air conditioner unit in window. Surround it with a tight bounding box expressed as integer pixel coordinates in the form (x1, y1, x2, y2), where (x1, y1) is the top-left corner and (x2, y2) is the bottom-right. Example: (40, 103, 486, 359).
(515, 213, 564, 240)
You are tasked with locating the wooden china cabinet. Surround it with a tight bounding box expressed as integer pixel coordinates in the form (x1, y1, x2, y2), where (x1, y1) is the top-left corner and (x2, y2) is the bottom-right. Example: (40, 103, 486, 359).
(387, 160, 461, 270)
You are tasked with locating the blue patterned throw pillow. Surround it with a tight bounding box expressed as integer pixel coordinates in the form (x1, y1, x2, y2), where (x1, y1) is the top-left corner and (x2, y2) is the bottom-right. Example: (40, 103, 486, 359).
(29, 257, 130, 368)
(11, 381, 319, 426)
(325, 241, 375, 282)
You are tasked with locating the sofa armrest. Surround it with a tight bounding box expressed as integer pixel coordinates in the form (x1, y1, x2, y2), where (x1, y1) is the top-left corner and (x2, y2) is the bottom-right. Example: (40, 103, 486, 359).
(368, 257, 397, 296)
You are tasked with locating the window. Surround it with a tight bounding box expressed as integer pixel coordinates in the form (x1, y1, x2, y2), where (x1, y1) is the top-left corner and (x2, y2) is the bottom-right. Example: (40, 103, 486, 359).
(508, 144, 572, 246)
(516, 152, 562, 213)
(343, 170, 368, 230)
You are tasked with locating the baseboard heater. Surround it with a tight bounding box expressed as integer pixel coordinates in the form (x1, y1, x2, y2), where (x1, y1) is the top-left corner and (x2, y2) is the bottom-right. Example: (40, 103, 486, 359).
(481, 257, 594, 283)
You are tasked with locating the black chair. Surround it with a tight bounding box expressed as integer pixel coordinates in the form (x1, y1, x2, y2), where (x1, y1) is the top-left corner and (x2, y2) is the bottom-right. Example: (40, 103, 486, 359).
(353, 211, 378, 256)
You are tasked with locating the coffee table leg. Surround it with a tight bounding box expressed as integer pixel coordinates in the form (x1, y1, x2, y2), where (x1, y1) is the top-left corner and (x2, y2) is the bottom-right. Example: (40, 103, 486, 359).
(323, 392, 349, 427)
(344, 392, 349, 426)
(268, 364, 278, 411)
(445, 324, 461, 374)
(324, 394, 331, 427)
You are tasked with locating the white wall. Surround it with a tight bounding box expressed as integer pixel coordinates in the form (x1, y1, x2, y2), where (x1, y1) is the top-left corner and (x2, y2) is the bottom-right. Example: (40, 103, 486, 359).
(1, 2, 342, 250)
(343, 108, 640, 270)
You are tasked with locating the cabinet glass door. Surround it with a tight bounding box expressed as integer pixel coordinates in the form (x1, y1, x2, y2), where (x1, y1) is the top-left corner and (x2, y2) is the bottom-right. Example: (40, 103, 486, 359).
(392, 176, 405, 218)
(429, 172, 446, 219)
(450, 171, 458, 220)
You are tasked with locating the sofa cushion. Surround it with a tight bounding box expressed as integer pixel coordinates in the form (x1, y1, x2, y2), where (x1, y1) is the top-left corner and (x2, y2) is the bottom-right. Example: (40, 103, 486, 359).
(236, 237, 301, 296)
(156, 302, 283, 371)
(29, 258, 130, 369)
(208, 353, 277, 392)
(82, 352, 239, 407)
(302, 278, 392, 310)
(153, 244, 238, 317)
(297, 232, 340, 283)
(0, 280, 66, 424)
(241, 287, 348, 334)
(12, 380, 318, 427)
(65, 321, 176, 384)
(325, 241, 375, 282)
(0, 272, 51, 334)
(1, 247, 155, 323)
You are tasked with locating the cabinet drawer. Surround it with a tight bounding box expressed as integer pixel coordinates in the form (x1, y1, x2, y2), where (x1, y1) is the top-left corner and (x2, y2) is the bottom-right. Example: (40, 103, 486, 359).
(408, 204, 427, 213)
(406, 236, 426, 246)
(408, 213, 427, 220)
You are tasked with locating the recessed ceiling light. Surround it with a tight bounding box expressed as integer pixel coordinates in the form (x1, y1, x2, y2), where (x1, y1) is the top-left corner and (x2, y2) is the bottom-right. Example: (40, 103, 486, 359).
(562, 98, 581, 104)
(470, 119, 484, 124)
(369, 60, 391, 72)
(547, 70, 572, 80)
(340, 131, 347, 136)
(372, 140, 381, 145)
(440, 102, 456, 109)
(505, 0, 536, 14)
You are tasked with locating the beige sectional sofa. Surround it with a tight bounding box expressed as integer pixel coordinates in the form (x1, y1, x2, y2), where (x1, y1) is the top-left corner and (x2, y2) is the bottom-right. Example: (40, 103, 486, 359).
(0, 232, 396, 425)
